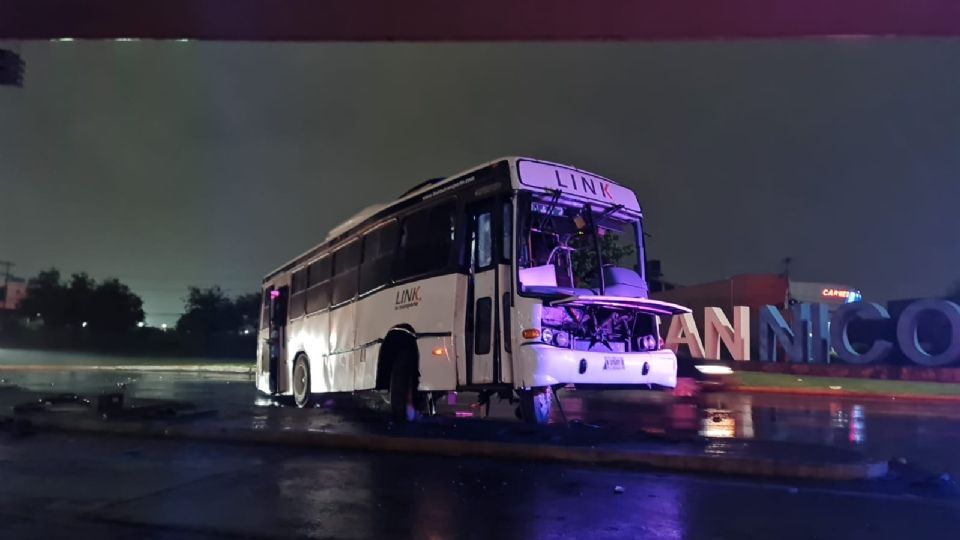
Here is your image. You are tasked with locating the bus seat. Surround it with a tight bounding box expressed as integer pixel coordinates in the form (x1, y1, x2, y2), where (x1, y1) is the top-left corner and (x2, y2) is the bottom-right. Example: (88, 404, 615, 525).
(592, 266, 649, 298)
(519, 264, 558, 287)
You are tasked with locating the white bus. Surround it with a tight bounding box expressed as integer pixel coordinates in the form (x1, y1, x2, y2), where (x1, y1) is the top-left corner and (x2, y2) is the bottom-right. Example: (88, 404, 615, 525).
(256, 157, 689, 423)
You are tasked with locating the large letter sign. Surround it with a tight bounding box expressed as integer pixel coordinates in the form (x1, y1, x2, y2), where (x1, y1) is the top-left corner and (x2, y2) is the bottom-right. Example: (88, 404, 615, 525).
(665, 312, 705, 358)
(810, 303, 830, 363)
(896, 299, 960, 366)
(759, 304, 810, 363)
(830, 302, 893, 365)
(703, 307, 750, 361)
(665, 299, 960, 367)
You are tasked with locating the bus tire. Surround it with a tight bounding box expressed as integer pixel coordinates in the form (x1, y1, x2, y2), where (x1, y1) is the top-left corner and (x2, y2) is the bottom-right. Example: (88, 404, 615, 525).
(292, 355, 313, 408)
(517, 387, 552, 425)
(389, 351, 418, 422)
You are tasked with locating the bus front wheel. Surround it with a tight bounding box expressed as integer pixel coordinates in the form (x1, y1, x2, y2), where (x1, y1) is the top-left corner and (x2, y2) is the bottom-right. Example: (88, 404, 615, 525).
(517, 388, 553, 425)
(389, 352, 418, 422)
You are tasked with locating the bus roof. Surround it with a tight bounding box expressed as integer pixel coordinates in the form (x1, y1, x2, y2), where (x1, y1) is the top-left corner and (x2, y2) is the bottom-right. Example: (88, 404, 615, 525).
(263, 156, 638, 282)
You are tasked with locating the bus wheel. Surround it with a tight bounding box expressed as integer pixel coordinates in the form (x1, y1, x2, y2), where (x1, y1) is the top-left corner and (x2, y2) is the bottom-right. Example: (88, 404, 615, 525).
(517, 388, 552, 425)
(292, 355, 313, 408)
(389, 352, 418, 422)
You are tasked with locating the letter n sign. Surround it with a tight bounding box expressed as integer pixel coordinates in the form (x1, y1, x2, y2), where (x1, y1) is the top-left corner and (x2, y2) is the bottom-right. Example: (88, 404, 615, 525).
(703, 307, 750, 361)
(758, 304, 811, 363)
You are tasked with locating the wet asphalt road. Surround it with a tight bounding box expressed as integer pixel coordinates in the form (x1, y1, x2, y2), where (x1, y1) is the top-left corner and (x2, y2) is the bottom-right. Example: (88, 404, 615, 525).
(2, 427, 958, 540)
(1, 356, 960, 538)
(3, 364, 959, 477)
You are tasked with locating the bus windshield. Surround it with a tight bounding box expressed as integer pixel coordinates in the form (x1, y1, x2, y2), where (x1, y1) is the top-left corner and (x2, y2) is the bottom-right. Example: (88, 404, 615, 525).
(517, 192, 642, 295)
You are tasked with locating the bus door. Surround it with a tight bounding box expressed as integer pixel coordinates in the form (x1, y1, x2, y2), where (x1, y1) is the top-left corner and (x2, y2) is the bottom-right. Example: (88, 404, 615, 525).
(497, 198, 514, 384)
(467, 199, 499, 384)
(266, 285, 289, 394)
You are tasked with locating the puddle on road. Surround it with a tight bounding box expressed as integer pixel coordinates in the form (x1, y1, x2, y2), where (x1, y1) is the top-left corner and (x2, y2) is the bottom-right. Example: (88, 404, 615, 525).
(403, 388, 960, 476)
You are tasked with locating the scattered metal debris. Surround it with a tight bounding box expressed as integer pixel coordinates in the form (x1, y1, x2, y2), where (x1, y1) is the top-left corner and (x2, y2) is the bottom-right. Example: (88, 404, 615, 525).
(10, 391, 215, 422)
(13, 393, 91, 414)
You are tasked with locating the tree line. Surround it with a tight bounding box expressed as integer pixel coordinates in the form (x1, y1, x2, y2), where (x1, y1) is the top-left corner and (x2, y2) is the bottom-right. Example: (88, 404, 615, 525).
(10, 268, 259, 340)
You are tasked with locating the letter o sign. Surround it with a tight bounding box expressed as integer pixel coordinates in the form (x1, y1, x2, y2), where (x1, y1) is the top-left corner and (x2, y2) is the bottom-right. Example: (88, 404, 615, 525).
(896, 299, 960, 367)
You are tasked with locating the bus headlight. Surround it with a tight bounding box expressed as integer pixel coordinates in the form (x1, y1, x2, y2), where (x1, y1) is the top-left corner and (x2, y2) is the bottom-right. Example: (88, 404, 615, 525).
(554, 331, 570, 348)
(639, 334, 658, 351)
(541, 327, 554, 344)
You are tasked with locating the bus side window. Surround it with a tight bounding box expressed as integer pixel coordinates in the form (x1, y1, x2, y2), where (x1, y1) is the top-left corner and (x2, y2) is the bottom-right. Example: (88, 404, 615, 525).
(475, 211, 492, 269)
(394, 202, 454, 280)
(360, 221, 397, 294)
(427, 203, 455, 269)
(289, 268, 307, 318)
(394, 212, 422, 280)
(331, 240, 360, 305)
(306, 256, 331, 312)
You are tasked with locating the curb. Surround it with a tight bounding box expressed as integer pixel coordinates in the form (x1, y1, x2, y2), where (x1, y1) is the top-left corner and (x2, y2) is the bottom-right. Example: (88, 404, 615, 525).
(730, 385, 960, 403)
(0, 364, 255, 375)
(7, 415, 888, 481)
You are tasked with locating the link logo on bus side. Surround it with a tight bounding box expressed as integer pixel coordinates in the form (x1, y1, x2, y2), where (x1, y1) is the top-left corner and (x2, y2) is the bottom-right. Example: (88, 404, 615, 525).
(395, 286, 422, 310)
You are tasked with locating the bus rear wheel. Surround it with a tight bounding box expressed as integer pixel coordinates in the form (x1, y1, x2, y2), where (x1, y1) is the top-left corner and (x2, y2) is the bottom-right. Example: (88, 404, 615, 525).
(389, 352, 419, 422)
(292, 355, 313, 408)
(517, 387, 553, 425)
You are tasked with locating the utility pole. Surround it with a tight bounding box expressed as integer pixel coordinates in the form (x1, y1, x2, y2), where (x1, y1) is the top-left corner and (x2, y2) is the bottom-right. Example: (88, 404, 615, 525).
(0, 260, 13, 309)
(782, 256, 794, 308)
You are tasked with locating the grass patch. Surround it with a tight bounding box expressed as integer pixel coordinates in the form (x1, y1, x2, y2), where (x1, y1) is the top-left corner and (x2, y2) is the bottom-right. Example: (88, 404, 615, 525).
(735, 371, 960, 397)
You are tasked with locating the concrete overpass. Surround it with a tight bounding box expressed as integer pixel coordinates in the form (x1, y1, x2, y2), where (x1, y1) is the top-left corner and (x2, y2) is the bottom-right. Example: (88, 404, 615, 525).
(2, 0, 959, 42)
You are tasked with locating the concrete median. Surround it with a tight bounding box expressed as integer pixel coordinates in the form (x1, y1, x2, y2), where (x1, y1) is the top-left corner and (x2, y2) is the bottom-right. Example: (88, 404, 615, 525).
(4, 412, 888, 481)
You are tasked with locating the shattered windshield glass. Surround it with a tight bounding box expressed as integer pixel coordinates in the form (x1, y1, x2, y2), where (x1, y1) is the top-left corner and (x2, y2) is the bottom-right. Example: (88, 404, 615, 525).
(517, 192, 640, 293)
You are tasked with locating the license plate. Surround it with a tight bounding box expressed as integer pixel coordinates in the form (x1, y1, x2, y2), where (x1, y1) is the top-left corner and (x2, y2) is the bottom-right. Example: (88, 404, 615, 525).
(603, 356, 624, 370)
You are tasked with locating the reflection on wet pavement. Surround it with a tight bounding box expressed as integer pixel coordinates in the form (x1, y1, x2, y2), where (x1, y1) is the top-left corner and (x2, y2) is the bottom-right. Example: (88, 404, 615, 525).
(3, 421, 957, 540)
(3, 367, 960, 476)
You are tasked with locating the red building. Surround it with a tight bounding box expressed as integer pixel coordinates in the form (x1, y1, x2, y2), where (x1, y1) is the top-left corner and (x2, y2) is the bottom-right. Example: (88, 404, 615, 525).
(651, 273, 861, 359)
(1, 276, 27, 310)
(653, 273, 860, 316)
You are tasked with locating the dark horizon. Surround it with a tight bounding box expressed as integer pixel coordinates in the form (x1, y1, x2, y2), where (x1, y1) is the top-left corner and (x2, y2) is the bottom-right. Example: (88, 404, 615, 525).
(2, 39, 958, 325)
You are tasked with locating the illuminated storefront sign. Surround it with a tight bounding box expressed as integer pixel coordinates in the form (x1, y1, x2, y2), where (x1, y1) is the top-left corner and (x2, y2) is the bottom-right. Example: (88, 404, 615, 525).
(664, 299, 960, 366)
(821, 288, 863, 303)
(822, 288, 850, 298)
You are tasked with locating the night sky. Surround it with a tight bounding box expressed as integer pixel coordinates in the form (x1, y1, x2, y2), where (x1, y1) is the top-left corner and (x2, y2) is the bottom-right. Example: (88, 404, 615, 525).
(1, 39, 959, 325)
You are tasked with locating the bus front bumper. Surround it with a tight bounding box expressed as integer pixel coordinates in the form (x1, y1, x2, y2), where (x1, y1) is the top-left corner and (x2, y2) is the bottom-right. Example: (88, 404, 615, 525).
(516, 344, 677, 388)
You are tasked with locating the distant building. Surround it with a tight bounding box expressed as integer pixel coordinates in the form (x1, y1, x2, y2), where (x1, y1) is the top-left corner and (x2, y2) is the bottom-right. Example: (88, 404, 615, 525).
(0, 276, 27, 310)
(650, 268, 860, 311)
(652, 272, 861, 319)
(651, 271, 861, 359)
